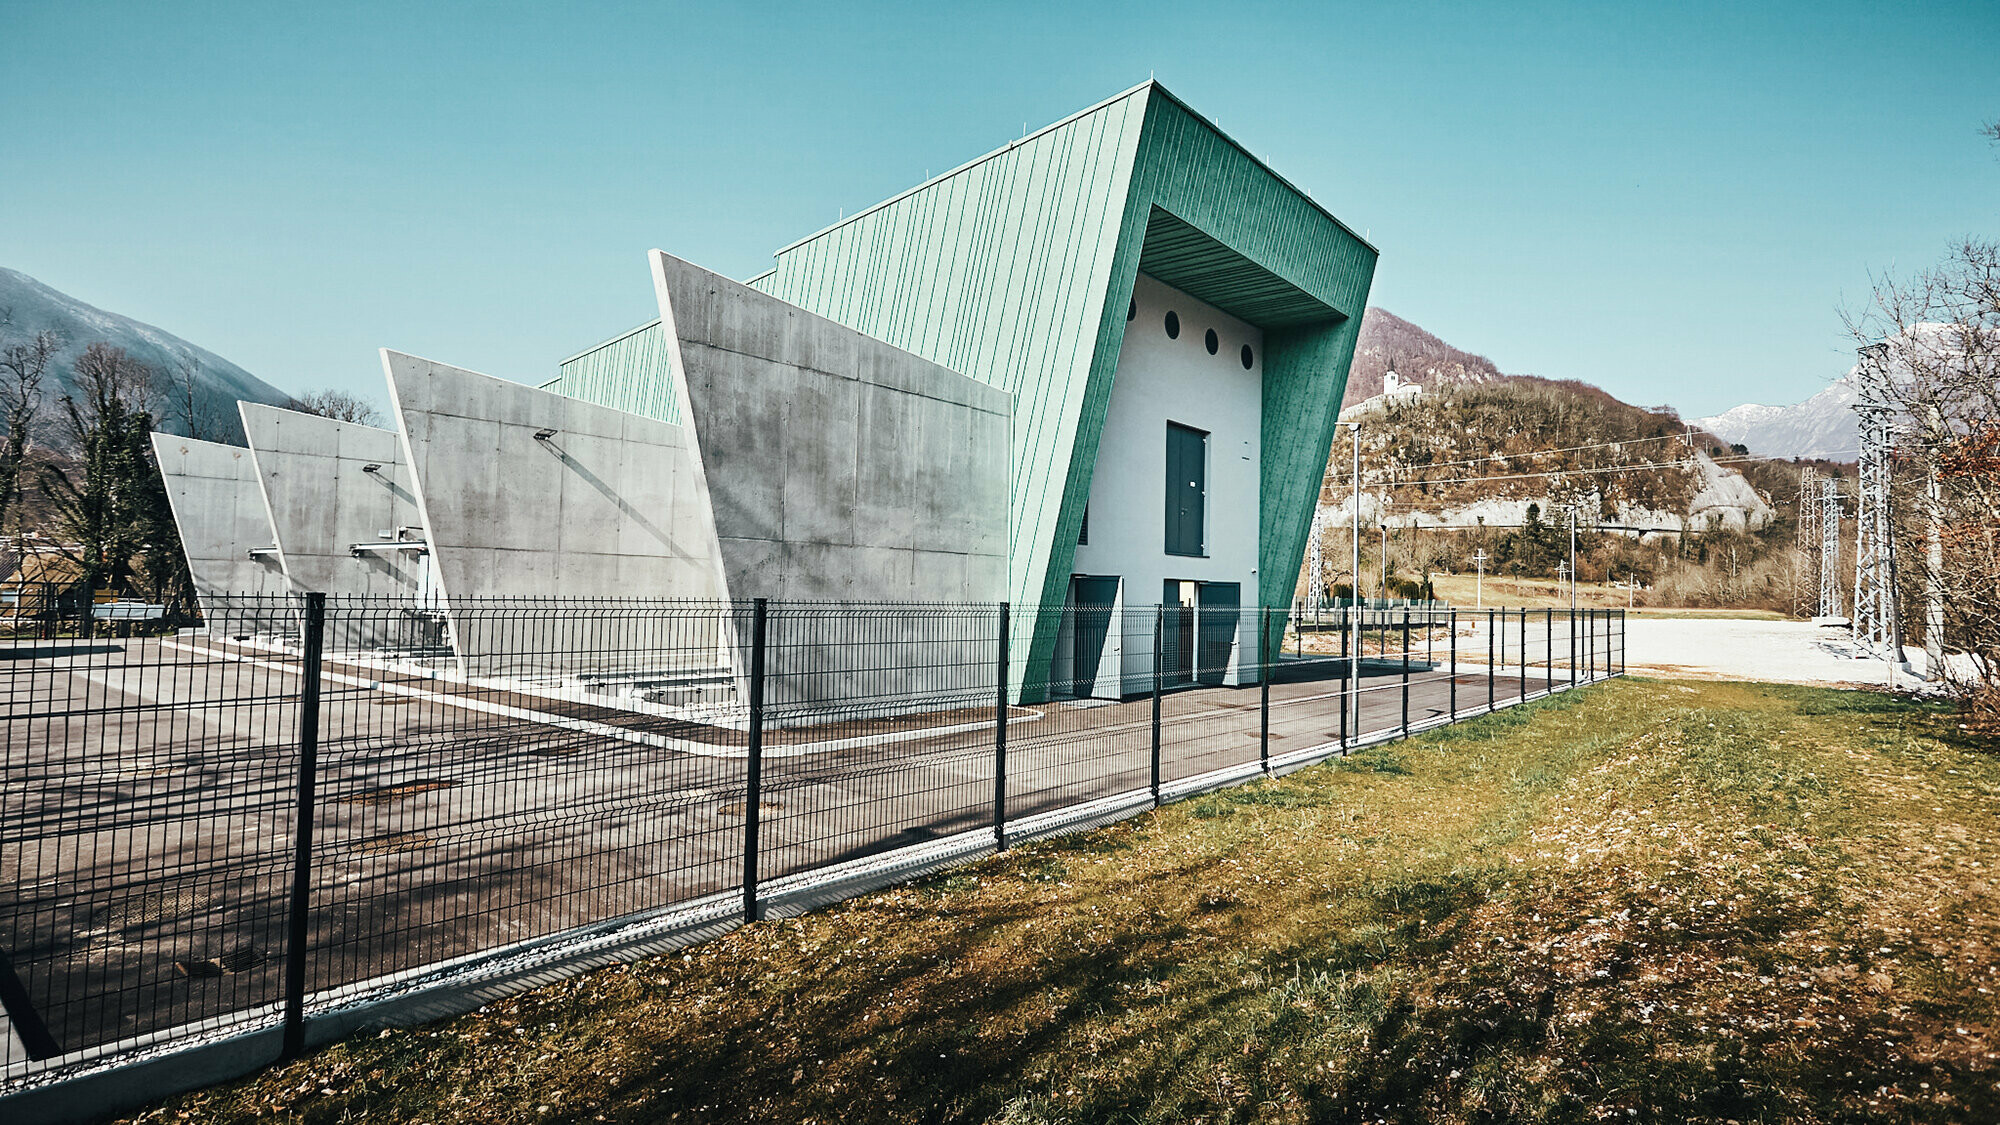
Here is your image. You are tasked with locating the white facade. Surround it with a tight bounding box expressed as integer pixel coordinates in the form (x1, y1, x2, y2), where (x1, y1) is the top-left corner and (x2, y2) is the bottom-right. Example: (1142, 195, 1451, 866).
(1058, 273, 1265, 695)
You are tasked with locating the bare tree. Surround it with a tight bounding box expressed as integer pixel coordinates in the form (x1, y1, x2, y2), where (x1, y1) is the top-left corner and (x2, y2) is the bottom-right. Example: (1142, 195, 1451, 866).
(1849, 239, 2000, 731)
(286, 388, 384, 427)
(0, 308, 65, 536)
(166, 349, 217, 441)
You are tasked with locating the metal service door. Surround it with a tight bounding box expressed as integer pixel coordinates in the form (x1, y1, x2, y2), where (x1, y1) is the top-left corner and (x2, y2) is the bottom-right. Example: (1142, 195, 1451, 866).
(1195, 581, 1240, 685)
(1165, 423, 1207, 556)
(1069, 575, 1120, 698)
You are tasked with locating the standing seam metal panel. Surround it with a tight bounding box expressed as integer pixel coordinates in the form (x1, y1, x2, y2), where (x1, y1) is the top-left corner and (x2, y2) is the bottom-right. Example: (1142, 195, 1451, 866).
(555, 84, 1376, 692)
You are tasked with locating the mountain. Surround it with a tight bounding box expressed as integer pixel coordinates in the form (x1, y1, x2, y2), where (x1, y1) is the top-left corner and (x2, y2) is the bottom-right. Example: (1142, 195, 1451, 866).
(1324, 309, 1783, 538)
(0, 267, 291, 444)
(1343, 308, 1502, 409)
(1694, 370, 1861, 462)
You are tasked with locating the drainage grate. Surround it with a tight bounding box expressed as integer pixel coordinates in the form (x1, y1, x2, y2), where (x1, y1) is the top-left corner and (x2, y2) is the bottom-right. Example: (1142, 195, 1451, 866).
(174, 945, 266, 979)
(336, 779, 457, 805)
(350, 831, 435, 855)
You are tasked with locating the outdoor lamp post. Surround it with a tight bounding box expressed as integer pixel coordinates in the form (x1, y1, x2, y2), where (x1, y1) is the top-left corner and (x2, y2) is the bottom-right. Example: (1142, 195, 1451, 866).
(1379, 523, 1388, 602)
(1557, 504, 1578, 613)
(1339, 420, 1362, 744)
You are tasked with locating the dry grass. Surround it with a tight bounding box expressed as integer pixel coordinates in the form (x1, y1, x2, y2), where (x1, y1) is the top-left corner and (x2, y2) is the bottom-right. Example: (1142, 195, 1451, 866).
(119, 680, 2000, 1124)
(1428, 573, 1635, 611)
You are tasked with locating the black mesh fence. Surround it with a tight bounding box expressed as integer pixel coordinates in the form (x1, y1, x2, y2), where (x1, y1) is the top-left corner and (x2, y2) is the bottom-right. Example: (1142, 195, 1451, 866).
(1, 595, 1623, 1091)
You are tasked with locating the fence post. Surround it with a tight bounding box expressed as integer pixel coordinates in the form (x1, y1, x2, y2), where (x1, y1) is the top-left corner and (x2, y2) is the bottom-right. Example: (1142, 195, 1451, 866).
(1338, 608, 1349, 750)
(1258, 607, 1271, 774)
(280, 591, 328, 1061)
(742, 598, 768, 923)
(1400, 607, 1411, 738)
(1545, 608, 1553, 695)
(1487, 607, 1496, 713)
(993, 601, 1009, 851)
(1151, 605, 1163, 807)
(1518, 608, 1527, 703)
(1448, 609, 1457, 718)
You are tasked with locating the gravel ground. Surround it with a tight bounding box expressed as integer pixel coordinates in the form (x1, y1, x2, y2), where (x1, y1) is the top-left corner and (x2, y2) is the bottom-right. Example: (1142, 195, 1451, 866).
(1621, 616, 1933, 689)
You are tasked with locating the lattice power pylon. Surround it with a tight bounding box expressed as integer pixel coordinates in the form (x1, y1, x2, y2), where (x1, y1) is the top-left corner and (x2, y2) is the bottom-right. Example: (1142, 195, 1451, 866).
(1851, 403, 1901, 658)
(1795, 467, 1820, 619)
(1305, 507, 1328, 607)
(1817, 477, 1842, 619)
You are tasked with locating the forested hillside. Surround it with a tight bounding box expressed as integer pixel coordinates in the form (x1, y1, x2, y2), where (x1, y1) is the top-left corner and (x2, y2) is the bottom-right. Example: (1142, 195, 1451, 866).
(1312, 319, 1838, 612)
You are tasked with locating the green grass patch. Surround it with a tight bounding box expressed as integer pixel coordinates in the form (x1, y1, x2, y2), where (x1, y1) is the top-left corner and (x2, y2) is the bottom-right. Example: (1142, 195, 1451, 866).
(119, 680, 2000, 1125)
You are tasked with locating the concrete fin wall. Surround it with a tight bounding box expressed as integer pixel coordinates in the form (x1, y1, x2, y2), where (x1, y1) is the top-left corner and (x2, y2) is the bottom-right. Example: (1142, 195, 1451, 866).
(382, 349, 730, 678)
(651, 250, 1012, 716)
(239, 402, 442, 652)
(149, 433, 288, 624)
(651, 250, 1011, 605)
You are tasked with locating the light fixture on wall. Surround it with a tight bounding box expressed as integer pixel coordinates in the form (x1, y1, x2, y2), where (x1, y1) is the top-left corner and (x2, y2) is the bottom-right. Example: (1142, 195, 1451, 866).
(534, 428, 558, 441)
(361, 463, 382, 474)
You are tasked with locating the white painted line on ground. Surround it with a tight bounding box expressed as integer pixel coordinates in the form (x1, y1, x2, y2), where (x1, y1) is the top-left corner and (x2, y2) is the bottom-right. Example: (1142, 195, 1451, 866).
(161, 640, 1040, 759)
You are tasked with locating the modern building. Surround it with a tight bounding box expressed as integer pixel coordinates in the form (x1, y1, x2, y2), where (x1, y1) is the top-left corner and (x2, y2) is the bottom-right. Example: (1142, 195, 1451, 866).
(551, 81, 1378, 695)
(158, 80, 1377, 706)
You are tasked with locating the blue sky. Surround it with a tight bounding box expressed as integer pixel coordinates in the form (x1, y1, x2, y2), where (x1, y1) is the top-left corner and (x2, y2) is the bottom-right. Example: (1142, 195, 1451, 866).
(3, 1, 1994, 418)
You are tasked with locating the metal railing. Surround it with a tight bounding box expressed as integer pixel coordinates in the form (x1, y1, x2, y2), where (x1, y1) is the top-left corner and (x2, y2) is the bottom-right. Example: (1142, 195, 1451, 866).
(1, 595, 1623, 1103)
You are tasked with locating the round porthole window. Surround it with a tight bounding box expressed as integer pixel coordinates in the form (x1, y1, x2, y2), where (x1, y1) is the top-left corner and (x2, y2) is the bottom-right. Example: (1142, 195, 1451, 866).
(1240, 344, 1254, 369)
(1127, 299, 1136, 322)
(1164, 311, 1179, 339)
(1204, 328, 1219, 355)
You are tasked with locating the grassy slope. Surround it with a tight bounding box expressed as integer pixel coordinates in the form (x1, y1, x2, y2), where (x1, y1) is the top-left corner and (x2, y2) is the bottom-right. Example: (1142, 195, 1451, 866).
(123, 680, 1999, 1124)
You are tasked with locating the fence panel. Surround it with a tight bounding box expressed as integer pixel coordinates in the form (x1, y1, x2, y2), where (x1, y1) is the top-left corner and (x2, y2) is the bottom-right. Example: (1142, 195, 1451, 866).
(3, 596, 1625, 1093)
(299, 598, 750, 1007)
(1, 595, 303, 1075)
(753, 604, 1003, 882)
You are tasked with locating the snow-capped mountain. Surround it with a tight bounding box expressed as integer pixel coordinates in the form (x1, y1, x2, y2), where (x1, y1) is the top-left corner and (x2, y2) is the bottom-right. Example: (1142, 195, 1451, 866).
(0, 267, 290, 443)
(1695, 371, 1862, 462)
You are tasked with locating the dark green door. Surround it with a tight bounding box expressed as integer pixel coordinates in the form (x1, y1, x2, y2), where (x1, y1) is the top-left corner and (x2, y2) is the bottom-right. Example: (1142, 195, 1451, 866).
(1165, 422, 1207, 557)
(1069, 575, 1119, 697)
(1195, 581, 1240, 685)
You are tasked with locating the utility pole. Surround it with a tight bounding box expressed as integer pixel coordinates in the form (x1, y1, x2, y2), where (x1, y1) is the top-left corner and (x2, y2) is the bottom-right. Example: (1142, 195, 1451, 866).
(1472, 548, 1487, 609)
(1851, 394, 1905, 675)
(1796, 466, 1821, 620)
(1817, 477, 1842, 620)
(1305, 507, 1326, 610)
(1568, 507, 1578, 614)
(1342, 421, 1362, 742)
(1378, 523, 1388, 602)
(1922, 404, 1947, 680)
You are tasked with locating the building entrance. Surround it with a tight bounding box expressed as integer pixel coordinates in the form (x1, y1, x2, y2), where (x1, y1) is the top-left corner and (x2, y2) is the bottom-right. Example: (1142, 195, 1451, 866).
(1162, 579, 1240, 687)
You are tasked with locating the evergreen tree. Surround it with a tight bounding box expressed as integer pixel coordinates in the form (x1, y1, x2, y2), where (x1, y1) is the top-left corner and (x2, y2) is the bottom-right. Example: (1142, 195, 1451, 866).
(38, 344, 193, 622)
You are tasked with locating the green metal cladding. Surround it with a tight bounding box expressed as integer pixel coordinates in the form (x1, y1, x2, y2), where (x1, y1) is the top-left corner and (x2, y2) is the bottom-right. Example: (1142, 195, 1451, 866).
(550, 80, 1378, 689)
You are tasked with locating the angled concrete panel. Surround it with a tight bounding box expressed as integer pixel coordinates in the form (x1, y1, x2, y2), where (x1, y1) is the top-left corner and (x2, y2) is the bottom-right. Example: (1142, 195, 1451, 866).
(650, 250, 1012, 716)
(149, 433, 287, 625)
(239, 402, 442, 652)
(382, 350, 730, 679)
(650, 250, 1011, 605)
